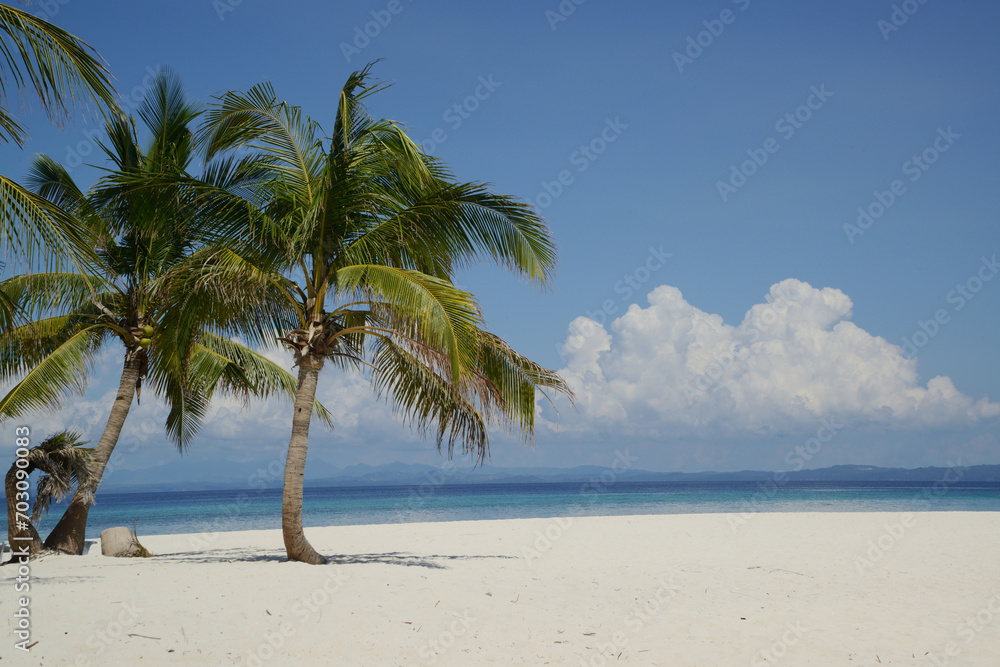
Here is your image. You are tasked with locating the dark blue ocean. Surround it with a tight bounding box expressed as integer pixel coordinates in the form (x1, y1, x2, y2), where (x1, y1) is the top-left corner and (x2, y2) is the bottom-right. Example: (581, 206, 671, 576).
(20, 481, 1000, 540)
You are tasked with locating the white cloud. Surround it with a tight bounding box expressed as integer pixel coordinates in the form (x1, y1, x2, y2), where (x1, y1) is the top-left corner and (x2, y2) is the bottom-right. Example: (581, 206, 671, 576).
(549, 279, 1000, 438)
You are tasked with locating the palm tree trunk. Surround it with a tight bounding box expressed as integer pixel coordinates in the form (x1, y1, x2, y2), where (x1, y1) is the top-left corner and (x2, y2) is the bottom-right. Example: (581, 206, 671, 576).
(5, 468, 44, 555)
(282, 357, 327, 564)
(43, 353, 140, 554)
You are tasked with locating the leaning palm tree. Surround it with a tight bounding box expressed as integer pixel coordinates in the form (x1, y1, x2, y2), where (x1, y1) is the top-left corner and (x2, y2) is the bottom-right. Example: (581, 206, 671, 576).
(0, 3, 117, 271)
(0, 71, 331, 554)
(5, 430, 92, 556)
(190, 64, 572, 564)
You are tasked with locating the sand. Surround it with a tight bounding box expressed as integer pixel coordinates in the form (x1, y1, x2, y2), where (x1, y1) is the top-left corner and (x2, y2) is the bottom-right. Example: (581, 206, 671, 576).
(3, 511, 999, 666)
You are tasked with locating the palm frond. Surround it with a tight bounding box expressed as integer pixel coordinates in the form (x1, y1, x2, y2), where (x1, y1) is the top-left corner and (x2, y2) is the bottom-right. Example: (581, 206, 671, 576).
(93, 111, 140, 172)
(0, 175, 96, 271)
(369, 335, 489, 461)
(199, 82, 324, 208)
(473, 329, 574, 441)
(154, 245, 300, 356)
(334, 265, 483, 383)
(0, 323, 107, 420)
(145, 348, 209, 450)
(0, 5, 117, 146)
(25, 153, 90, 213)
(137, 67, 199, 173)
(0, 272, 111, 326)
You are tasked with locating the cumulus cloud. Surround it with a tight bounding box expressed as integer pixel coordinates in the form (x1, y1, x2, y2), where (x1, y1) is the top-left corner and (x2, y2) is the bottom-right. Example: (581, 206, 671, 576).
(550, 279, 1000, 438)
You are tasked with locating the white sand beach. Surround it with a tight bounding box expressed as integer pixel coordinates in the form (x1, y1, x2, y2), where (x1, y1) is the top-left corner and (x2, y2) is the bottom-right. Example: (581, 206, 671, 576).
(5, 512, 1000, 666)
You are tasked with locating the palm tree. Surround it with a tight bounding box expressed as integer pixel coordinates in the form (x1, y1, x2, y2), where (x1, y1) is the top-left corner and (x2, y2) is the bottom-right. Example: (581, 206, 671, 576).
(5, 430, 92, 556)
(0, 3, 117, 271)
(0, 71, 331, 554)
(193, 64, 572, 564)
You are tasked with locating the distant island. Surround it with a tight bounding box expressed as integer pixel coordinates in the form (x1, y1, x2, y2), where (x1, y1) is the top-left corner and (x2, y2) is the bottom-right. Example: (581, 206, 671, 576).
(97, 461, 1000, 495)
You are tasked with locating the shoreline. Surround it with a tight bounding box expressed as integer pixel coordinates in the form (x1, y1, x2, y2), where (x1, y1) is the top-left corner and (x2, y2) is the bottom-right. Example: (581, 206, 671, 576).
(8, 512, 1000, 665)
(15, 477, 1000, 544)
(42, 505, 1000, 545)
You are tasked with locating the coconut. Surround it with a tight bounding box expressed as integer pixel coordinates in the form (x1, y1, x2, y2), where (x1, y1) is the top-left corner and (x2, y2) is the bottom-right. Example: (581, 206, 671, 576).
(142, 325, 154, 336)
(139, 338, 152, 348)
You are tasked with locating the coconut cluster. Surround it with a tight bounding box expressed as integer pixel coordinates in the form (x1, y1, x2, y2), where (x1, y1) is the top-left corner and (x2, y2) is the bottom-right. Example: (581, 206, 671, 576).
(130, 324, 155, 349)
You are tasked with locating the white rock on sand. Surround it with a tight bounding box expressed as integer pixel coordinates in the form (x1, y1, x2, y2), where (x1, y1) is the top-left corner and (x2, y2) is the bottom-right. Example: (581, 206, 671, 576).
(5, 512, 1000, 665)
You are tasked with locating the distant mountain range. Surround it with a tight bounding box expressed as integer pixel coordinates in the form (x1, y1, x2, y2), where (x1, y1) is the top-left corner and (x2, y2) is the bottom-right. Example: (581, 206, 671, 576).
(97, 461, 1000, 495)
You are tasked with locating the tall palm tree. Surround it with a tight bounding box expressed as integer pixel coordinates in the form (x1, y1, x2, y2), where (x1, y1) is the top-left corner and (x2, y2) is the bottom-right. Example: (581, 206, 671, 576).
(0, 71, 331, 554)
(193, 65, 572, 564)
(5, 430, 92, 556)
(0, 3, 117, 271)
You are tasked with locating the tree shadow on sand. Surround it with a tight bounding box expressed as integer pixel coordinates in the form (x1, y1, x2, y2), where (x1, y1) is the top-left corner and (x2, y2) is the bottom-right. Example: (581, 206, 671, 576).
(327, 552, 515, 569)
(152, 547, 516, 568)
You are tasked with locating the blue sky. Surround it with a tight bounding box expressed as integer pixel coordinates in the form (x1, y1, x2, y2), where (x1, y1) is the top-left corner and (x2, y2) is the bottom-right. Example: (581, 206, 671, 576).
(2, 0, 999, 480)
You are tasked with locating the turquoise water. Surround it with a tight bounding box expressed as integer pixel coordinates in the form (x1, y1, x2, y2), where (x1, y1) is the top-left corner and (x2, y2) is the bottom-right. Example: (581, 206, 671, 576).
(19, 480, 1000, 540)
